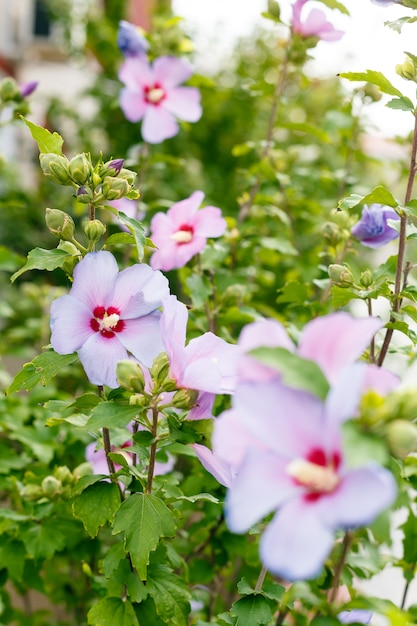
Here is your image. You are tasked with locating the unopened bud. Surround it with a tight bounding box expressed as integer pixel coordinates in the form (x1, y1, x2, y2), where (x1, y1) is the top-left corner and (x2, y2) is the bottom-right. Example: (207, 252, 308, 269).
(54, 465, 73, 484)
(396, 57, 417, 81)
(116, 359, 146, 392)
(150, 352, 172, 387)
(328, 264, 354, 286)
(386, 419, 417, 458)
(45, 208, 75, 240)
(40, 153, 71, 185)
(360, 269, 373, 288)
(0, 77, 19, 101)
(322, 222, 342, 246)
(76, 186, 93, 204)
(68, 153, 92, 185)
(20, 484, 43, 501)
(102, 176, 131, 201)
(83, 219, 106, 243)
(129, 393, 148, 407)
(171, 388, 199, 410)
(118, 168, 137, 185)
(19, 81, 38, 98)
(99, 158, 124, 177)
(41, 475, 62, 498)
(73, 462, 94, 480)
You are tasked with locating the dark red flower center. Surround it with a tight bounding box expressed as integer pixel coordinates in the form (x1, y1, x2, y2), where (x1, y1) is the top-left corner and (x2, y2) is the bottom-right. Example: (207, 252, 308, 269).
(170, 224, 194, 245)
(144, 82, 166, 105)
(287, 447, 341, 503)
(90, 306, 125, 339)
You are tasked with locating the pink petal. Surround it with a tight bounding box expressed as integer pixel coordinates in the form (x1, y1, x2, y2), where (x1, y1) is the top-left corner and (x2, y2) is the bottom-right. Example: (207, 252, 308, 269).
(184, 332, 239, 393)
(192, 443, 235, 487)
(120, 89, 147, 122)
(167, 191, 205, 226)
(260, 498, 334, 581)
(234, 380, 325, 459)
(118, 312, 164, 367)
(317, 465, 396, 529)
(188, 391, 215, 420)
(86, 443, 109, 475)
(363, 364, 400, 395)
(70, 251, 118, 311)
(325, 363, 366, 426)
(141, 105, 179, 143)
(50, 295, 93, 354)
(113, 264, 169, 318)
(119, 56, 153, 89)
(213, 409, 259, 470)
(160, 295, 188, 380)
(164, 86, 202, 122)
(150, 211, 176, 240)
(226, 448, 300, 533)
(152, 56, 194, 88)
(78, 333, 128, 388)
(299, 313, 383, 384)
(150, 241, 180, 271)
(193, 207, 227, 238)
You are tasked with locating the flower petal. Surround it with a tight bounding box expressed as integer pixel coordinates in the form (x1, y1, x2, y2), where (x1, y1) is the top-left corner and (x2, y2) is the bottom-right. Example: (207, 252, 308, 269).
(141, 105, 179, 143)
(50, 295, 93, 354)
(160, 296, 188, 380)
(114, 264, 169, 318)
(183, 332, 239, 393)
(164, 86, 202, 122)
(192, 443, 236, 487)
(152, 56, 194, 87)
(70, 251, 119, 311)
(188, 391, 215, 420)
(260, 497, 334, 581)
(299, 313, 383, 384)
(118, 312, 164, 367)
(120, 88, 147, 122)
(119, 56, 152, 89)
(193, 207, 226, 238)
(167, 191, 205, 226)
(78, 333, 128, 388)
(213, 408, 259, 470)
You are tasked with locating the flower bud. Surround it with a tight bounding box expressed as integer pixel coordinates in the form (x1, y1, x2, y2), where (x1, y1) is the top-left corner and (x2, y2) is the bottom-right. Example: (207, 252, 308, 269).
(171, 388, 199, 410)
(39, 153, 71, 185)
(68, 153, 92, 185)
(73, 462, 94, 480)
(99, 158, 124, 177)
(45, 208, 75, 240)
(150, 352, 172, 387)
(57, 240, 80, 274)
(386, 419, 417, 458)
(395, 57, 416, 81)
(54, 465, 73, 484)
(0, 77, 19, 101)
(20, 484, 43, 501)
(76, 186, 94, 204)
(83, 218, 107, 243)
(321, 222, 342, 246)
(41, 475, 62, 498)
(116, 359, 146, 393)
(118, 168, 137, 186)
(129, 393, 148, 407)
(360, 269, 373, 288)
(328, 264, 354, 286)
(102, 176, 131, 201)
(19, 81, 38, 98)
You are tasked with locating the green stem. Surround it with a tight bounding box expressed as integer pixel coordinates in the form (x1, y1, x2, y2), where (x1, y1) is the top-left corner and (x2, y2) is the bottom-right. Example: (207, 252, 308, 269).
(254, 565, 268, 592)
(329, 531, 352, 605)
(146, 405, 159, 494)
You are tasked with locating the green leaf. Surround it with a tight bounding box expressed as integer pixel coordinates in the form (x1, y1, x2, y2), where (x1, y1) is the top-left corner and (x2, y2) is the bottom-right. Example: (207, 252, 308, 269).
(86, 402, 142, 431)
(72, 482, 121, 537)
(87, 597, 138, 626)
(186, 273, 212, 309)
(21, 117, 64, 154)
(338, 194, 363, 210)
(112, 493, 176, 580)
(401, 510, 417, 571)
(147, 564, 191, 626)
(386, 16, 417, 34)
(249, 347, 329, 400)
(338, 70, 403, 98)
(105, 233, 136, 247)
(360, 185, 398, 208)
(317, 0, 349, 14)
(7, 351, 78, 394)
(386, 96, 415, 112)
(10, 247, 70, 282)
(342, 421, 388, 468)
(259, 237, 298, 256)
(117, 212, 146, 261)
(231, 594, 275, 625)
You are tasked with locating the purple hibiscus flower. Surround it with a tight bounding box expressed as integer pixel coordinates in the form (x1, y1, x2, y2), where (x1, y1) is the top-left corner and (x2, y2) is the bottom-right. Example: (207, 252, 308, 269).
(292, 0, 344, 41)
(213, 369, 397, 581)
(351, 204, 400, 248)
(50, 251, 169, 388)
(150, 191, 226, 271)
(160, 295, 238, 420)
(117, 20, 149, 58)
(118, 55, 202, 144)
(339, 610, 373, 624)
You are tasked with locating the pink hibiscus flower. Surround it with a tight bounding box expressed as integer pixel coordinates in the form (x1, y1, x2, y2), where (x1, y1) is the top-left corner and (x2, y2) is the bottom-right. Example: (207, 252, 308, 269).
(292, 0, 344, 41)
(118, 55, 202, 144)
(50, 251, 170, 388)
(150, 191, 226, 271)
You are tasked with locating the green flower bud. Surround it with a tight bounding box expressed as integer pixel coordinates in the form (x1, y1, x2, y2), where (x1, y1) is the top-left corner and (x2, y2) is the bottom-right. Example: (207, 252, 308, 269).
(360, 269, 373, 288)
(39, 153, 71, 185)
(68, 153, 92, 185)
(102, 176, 131, 201)
(116, 359, 146, 392)
(321, 222, 342, 246)
(20, 484, 43, 501)
(76, 186, 94, 204)
(45, 208, 75, 240)
(396, 57, 417, 82)
(386, 419, 417, 458)
(54, 465, 73, 484)
(73, 462, 94, 480)
(92, 172, 102, 188)
(150, 352, 175, 389)
(129, 393, 148, 407)
(83, 218, 106, 243)
(328, 263, 354, 286)
(118, 168, 137, 185)
(57, 240, 80, 274)
(41, 475, 62, 498)
(0, 77, 19, 101)
(171, 388, 199, 410)
(98, 158, 124, 178)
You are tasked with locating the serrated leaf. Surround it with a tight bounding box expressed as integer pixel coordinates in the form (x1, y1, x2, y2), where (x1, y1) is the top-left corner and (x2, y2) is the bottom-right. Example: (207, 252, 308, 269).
(147, 564, 191, 626)
(231, 594, 274, 625)
(386, 16, 417, 34)
(112, 493, 176, 580)
(21, 117, 64, 154)
(87, 597, 138, 626)
(72, 482, 121, 537)
(71, 473, 107, 497)
(86, 402, 141, 431)
(338, 70, 403, 98)
(10, 247, 70, 282)
(7, 351, 78, 394)
(118, 212, 146, 261)
(105, 233, 136, 247)
(338, 194, 364, 210)
(386, 96, 415, 112)
(249, 347, 329, 400)
(317, 0, 349, 14)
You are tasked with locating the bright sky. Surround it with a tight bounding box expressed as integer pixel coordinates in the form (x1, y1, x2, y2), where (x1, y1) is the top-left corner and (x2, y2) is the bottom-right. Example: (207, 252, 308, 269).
(172, 0, 417, 137)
